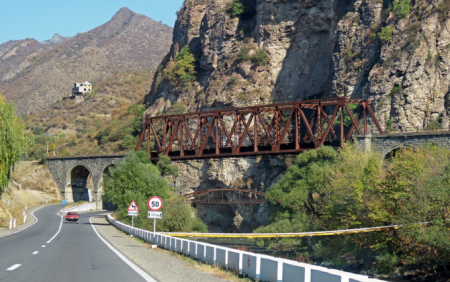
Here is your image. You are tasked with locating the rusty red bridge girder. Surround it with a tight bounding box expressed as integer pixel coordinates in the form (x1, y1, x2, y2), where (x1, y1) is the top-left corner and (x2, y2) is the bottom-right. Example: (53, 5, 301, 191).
(136, 97, 383, 161)
(184, 188, 269, 205)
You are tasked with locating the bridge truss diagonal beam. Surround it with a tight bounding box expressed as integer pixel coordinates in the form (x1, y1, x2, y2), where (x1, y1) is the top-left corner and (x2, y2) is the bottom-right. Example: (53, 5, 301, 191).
(136, 97, 383, 161)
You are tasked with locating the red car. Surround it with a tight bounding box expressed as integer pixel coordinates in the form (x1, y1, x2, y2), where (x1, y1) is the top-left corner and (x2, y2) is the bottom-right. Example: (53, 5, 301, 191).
(65, 212, 79, 223)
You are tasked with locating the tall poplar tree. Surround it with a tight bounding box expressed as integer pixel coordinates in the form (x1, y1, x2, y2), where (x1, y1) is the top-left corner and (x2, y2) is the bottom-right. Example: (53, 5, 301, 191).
(0, 92, 28, 191)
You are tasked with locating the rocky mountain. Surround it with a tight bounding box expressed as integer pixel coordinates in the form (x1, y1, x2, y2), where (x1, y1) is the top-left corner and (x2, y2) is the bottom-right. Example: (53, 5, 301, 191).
(144, 0, 450, 133)
(41, 33, 69, 45)
(0, 7, 172, 115)
(141, 0, 450, 231)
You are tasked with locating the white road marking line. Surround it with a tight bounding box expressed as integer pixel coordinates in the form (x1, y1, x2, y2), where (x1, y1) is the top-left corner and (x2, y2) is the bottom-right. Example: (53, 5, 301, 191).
(89, 217, 157, 282)
(0, 206, 46, 238)
(32, 251, 38, 255)
(6, 264, 21, 271)
(41, 245, 46, 248)
(46, 214, 63, 244)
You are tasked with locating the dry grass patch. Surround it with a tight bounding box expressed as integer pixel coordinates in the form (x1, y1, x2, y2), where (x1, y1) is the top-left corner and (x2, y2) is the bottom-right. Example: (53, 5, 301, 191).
(153, 247, 254, 282)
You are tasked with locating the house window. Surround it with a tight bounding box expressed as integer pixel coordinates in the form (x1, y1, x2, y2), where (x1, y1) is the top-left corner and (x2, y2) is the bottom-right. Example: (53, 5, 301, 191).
(84, 88, 86, 91)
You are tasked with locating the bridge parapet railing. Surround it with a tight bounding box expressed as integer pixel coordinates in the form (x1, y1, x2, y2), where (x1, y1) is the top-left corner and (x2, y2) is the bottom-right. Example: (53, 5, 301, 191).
(367, 128, 450, 136)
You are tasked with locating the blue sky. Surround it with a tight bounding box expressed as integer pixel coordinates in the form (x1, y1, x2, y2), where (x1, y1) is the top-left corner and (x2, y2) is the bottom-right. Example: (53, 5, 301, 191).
(0, 0, 183, 44)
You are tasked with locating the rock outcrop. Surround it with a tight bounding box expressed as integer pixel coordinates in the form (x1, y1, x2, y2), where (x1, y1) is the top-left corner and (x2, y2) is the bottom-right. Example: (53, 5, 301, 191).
(41, 33, 69, 45)
(144, 0, 450, 231)
(172, 155, 292, 232)
(145, 0, 450, 132)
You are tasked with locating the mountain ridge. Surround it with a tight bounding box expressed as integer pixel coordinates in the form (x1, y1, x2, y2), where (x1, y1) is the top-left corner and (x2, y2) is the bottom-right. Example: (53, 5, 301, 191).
(0, 7, 173, 115)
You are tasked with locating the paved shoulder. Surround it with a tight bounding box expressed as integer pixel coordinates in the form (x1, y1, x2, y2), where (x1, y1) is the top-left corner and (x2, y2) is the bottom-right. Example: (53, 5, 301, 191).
(91, 215, 231, 282)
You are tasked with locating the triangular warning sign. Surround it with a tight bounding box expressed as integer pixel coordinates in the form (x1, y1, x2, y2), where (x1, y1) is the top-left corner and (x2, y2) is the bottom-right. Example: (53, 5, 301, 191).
(127, 200, 139, 211)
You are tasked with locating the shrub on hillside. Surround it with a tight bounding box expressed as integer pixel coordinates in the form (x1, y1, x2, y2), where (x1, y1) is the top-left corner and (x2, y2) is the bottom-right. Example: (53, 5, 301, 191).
(227, 0, 256, 19)
(163, 46, 196, 87)
(378, 26, 395, 42)
(228, 0, 244, 18)
(392, 0, 412, 19)
(236, 45, 270, 66)
(251, 48, 270, 65)
(157, 153, 179, 177)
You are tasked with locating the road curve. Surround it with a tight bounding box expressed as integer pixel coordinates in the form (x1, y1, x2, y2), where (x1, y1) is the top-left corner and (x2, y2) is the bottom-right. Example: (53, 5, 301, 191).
(0, 205, 151, 282)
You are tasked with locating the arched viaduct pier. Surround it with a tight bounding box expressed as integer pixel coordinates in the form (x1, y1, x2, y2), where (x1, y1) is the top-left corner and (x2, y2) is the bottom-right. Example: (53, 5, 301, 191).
(47, 154, 125, 209)
(354, 131, 450, 158)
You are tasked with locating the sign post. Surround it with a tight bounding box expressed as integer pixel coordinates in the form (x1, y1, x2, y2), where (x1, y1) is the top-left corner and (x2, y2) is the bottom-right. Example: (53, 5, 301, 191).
(127, 200, 139, 228)
(148, 196, 163, 232)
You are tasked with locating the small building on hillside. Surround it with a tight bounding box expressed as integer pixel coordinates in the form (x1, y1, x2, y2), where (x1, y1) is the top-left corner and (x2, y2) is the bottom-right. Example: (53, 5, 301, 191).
(72, 81, 92, 95)
(69, 81, 92, 103)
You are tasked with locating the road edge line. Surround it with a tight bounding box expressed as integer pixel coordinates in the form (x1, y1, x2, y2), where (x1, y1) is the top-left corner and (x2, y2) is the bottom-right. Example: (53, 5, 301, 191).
(89, 216, 157, 282)
(46, 214, 63, 244)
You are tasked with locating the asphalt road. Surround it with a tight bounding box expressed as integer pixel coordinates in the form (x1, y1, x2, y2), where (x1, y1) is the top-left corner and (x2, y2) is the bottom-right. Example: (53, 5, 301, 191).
(0, 205, 152, 282)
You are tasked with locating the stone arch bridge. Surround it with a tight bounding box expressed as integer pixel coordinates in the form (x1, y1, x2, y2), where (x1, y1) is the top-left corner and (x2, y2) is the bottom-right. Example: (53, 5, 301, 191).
(46, 132, 450, 210)
(355, 131, 450, 157)
(47, 155, 125, 210)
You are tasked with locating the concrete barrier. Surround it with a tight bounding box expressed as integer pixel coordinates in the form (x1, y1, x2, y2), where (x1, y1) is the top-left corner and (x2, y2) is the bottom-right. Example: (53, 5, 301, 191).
(182, 240, 189, 255)
(106, 215, 385, 282)
(227, 249, 241, 274)
(197, 243, 206, 262)
(170, 237, 177, 251)
(216, 247, 228, 269)
(283, 261, 306, 282)
(242, 252, 260, 280)
(176, 239, 183, 253)
(62, 202, 97, 212)
(205, 245, 215, 265)
(260, 256, 282, 282)
(189, 241, 197, 258)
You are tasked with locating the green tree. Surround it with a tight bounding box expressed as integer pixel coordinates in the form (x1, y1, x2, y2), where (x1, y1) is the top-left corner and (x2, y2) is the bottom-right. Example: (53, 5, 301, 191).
(104, 151, 207, 232)
(378, 26, 395, 42)
(392, 0, 412, 19)
(164, 45, 196, 87)
(0, 93, 28, 190)
(229, 0, 244, 18)
(333, 104, 359, 127)
(157, 153, 179, 177)
(103, 151, 172, 220)
(255, 146, 339, 247)
(127, 104, 146, 135)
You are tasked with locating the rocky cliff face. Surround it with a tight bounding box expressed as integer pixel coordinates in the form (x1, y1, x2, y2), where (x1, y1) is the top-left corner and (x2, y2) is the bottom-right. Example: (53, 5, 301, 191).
(145, 0, 450, 131)
(172, 155, 291, 232)
(144, 0, 450, 231)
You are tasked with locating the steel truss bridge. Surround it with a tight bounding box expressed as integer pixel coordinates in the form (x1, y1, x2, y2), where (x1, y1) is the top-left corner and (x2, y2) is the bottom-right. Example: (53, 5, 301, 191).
(184, 188, 268, 205)
(136, 97, 383, 161)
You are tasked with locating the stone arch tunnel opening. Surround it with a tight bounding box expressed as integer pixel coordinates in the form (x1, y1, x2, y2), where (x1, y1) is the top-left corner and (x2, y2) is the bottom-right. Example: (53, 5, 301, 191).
(68, 165, 93, 203)
(384, 147, 404, 161)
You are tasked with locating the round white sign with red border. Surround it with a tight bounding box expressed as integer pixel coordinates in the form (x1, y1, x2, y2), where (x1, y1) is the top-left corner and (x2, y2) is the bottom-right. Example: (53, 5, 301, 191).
(148, 196, 163, 211)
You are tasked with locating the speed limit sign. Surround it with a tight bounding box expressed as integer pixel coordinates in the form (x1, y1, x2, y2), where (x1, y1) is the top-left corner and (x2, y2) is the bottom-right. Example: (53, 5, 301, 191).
(148, 196, 163, 211)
